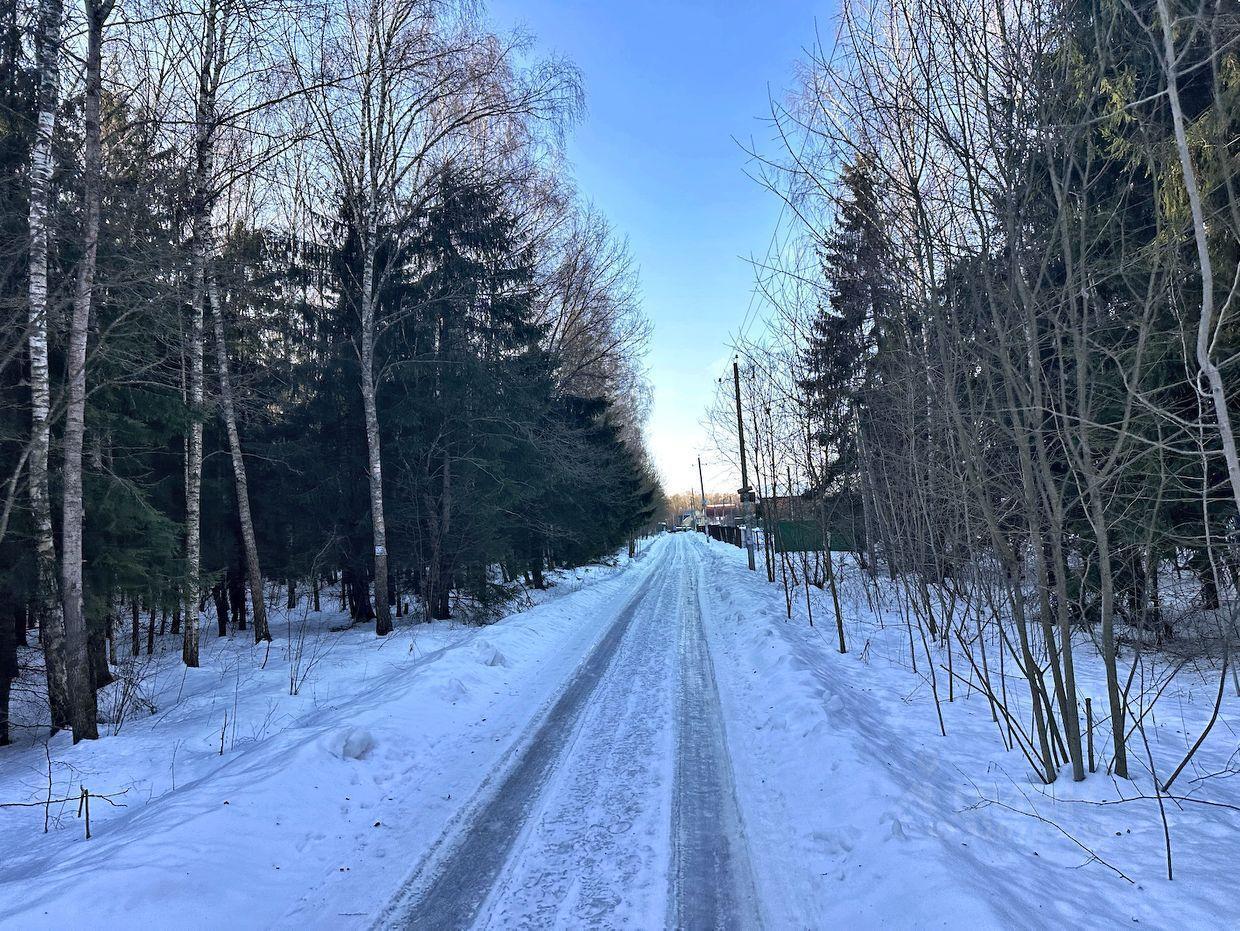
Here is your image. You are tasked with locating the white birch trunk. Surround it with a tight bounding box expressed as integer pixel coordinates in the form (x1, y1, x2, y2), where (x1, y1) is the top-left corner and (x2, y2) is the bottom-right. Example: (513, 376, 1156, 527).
(59, 0, 110, 740)
(182, 0, 220, 667)
(27, 0, 69, 729)
(359, 230, 392, 636)
(183, 223, 207, 667)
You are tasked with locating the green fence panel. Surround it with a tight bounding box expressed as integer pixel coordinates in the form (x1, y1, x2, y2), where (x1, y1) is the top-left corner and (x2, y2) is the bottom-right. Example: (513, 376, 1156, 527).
(773, 520, 854, 553)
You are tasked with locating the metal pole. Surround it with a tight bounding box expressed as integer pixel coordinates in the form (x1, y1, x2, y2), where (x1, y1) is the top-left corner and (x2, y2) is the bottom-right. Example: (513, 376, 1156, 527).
(697, 456, 708, 536)
(733, 360, 756, 570)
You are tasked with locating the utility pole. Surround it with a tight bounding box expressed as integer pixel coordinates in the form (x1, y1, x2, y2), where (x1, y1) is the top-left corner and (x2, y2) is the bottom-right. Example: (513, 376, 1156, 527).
(697, 456, 707, 536)
(732, 360, 757, 571)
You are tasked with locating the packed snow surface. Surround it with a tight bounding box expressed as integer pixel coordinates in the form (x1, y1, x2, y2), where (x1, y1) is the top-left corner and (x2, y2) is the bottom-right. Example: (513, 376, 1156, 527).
(1, 533, 1237, 928)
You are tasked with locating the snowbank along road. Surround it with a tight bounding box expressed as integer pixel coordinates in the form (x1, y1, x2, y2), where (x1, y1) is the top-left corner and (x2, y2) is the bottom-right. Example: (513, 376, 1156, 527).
(376, 534, 761, 929)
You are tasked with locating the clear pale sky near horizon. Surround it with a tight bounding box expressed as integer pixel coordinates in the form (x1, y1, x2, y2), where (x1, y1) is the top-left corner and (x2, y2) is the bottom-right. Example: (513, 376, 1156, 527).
(488, 0, 830, 497)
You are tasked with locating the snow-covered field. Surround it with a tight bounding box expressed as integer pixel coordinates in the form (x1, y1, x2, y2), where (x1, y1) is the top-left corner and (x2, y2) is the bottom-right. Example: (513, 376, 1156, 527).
(1, 532, 1236, 928)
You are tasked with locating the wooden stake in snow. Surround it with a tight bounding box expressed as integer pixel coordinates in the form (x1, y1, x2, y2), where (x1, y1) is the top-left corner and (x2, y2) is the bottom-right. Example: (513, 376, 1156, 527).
(77, 787, 90, 839)
(1085, 698, 1095, 774)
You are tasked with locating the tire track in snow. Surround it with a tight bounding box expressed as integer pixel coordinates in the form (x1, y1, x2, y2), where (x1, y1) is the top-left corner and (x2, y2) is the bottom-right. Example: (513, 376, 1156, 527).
(672, 540, 762, 930)
(471, 541, 686, 928)
(372, 548, 672, 930)
(374, 536, 759, 929)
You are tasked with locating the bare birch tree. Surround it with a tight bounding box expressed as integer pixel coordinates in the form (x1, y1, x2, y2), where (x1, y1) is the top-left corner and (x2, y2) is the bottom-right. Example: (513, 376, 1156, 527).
(58, 0, 116, 740)
(27, 0, 70, 728)
(291, 0, 579, 632)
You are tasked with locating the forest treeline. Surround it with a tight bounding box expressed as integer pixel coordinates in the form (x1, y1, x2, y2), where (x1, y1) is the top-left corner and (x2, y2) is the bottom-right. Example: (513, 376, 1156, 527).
(0, 0, 660, 744)
(717, 0, 1240, 787)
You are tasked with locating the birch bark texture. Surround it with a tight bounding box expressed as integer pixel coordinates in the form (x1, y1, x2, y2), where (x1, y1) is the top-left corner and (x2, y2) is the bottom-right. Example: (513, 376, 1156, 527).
(59, 0, 114, 740)
(183, 0, 223, 666)
(27, 0, 70, 729)
(358, 227, 392, 635)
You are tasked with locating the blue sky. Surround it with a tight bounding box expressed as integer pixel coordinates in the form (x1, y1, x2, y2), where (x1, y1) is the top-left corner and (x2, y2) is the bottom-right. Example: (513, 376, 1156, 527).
(489, 0, 830, 495)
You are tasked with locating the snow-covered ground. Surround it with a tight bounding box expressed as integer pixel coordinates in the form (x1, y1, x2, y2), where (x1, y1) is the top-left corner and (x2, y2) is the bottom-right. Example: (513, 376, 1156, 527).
(0, 545, 659, 928)
(699, 533, 1239, 927)
(1, 532, 1237, 928)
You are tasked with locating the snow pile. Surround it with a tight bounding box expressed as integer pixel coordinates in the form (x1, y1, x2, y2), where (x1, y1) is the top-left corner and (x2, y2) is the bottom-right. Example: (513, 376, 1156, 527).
(333, 727, 375, 761)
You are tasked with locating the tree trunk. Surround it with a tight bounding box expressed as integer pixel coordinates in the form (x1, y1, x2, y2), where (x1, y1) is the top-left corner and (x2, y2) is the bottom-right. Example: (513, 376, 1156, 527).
(59, 0, 110, 745)
(209, 272, 270, 642)
(27, 0, 69, 733)
(0, 595, 16, 746)
(212, 583, 228, 637)
(1086, 482, 1127, 779)
(855, 422, 880, 579)
(182, 0, 220, 669)
(88, 615, 111, 690)
(430, 451, 452, 620)
(0, 675, 10, 747)
(228, 567, 246, 631)
(183, 232, 206, 667)
(1200, 567, 1219, 611)
(1156, 0, 1240, 519)
(344, 567, 374, 621)
(359, 234, 391, 636)
(826, 552, 847, 653)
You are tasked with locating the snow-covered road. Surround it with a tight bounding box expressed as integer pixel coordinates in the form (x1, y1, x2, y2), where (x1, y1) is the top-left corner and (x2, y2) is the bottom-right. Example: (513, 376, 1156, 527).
(378, 535, 759, 929)
(5, 530, 1233, 929)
